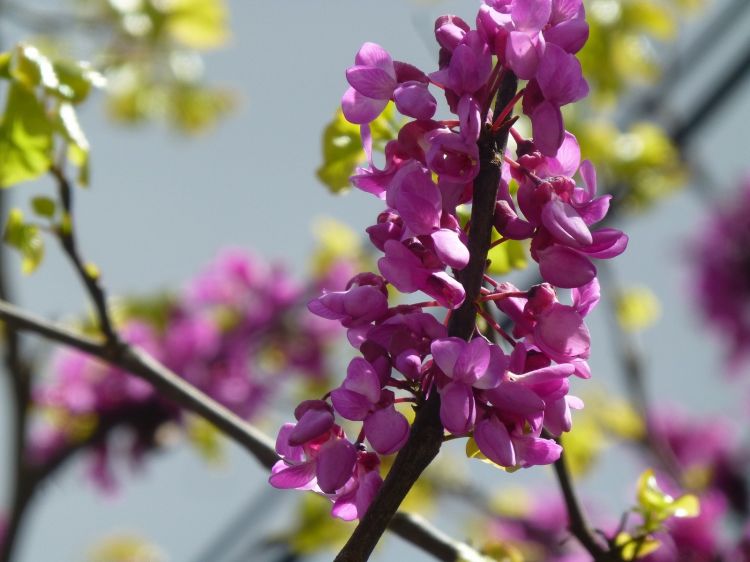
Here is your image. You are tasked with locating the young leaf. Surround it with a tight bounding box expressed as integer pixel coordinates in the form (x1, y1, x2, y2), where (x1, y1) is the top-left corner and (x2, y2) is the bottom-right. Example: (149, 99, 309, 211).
(0, 81, 54, 187)
(3, 208, 44, 274)
(31, 196, 57, 218)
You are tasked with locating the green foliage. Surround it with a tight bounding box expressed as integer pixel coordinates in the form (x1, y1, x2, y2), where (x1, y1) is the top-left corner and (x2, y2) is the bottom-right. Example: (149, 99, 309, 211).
(580, 0, 702, 103)
(316, 104, 400, 193)
(30, 195, 57, 218)
(77, 0, 234, 133)
(614, 469, 700, 560)
(0, 44, 101, 189)
(3, 209, 44, 274)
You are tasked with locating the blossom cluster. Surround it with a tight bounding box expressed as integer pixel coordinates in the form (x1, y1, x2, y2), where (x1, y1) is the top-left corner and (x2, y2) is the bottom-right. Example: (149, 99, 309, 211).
(693, 176, 750, 371)
(29, 249, 345, 491)
(270, 0, 627, 521)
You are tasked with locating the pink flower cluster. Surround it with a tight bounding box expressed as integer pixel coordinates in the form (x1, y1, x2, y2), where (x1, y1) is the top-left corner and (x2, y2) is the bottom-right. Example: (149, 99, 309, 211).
(30, 250, 345, 491)
(271, 0, 627, 521)
(693, 176, 750, 371)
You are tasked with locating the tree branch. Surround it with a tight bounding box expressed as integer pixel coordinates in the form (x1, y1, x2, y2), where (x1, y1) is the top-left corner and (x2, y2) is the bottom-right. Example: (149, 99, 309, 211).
(0, 297, 484, 561)
(50, 165, 118, 344)
(333, 72, 519, 562)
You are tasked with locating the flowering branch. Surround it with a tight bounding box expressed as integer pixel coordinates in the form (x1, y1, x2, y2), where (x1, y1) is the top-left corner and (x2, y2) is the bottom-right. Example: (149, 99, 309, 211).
(0, 297, 487, 561)
(333, 71, 519, 562)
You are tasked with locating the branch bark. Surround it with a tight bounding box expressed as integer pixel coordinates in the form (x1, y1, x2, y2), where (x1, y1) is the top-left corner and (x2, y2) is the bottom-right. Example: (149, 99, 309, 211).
(0, 297, 485, 562)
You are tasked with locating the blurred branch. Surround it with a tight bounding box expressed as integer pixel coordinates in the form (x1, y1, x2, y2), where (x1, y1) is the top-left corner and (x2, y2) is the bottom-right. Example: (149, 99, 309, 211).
(0, 297, 485, 562)
(0, 189, 34, 562)
(50, 166, 118, 344)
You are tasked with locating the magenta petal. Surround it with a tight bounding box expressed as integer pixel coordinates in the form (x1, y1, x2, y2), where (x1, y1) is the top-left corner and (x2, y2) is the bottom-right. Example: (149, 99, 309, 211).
(378, 240, 427, 293)
(535, 303, 590, 360)
(474, 417, 515, 467)
(345, 357, 383, 403)
(346, 66, 397, 99)
(275, 423, 303, 460)
(512, 0, 552, 31)
(355, 470, 383, 519)
(577, 195, 610, 225)
(507, 31, 543, 80)
(424, 272, 466, 309)
(331, 489, 358, 521)
(316, 440, 357, 494)
(515, 363, 576, 384)
(539, 131, 580, 177)
(288, 408, 335, 446)
(431, 229, 470, 269)
(365, 406, 410, 454)
(431, 337, 464, 378)
(586, 229, 628, 258)
(541, 199, 593, 247)
(396, 179, 442, 235)
(342, 87, 389, 125)
(545, 396, 573, 436)
(440, 381, 475, 435)
(537, 44, 589, 106)
(544, 17, 589, 54)
(513, 435, 562, 466)
(331, 388, 372, 421)
(579, 159, 597, 198)
(531, 100, 564, 156)
(393, 81, 437, 120)
(269, 460, 316, 490)
(474, 344, 507, 389)
(572, 277, 600, 317)
(355, 42, 395, 75)
(454, 337, 491, 384)
(487, 381, 545, 416)
(537, 245, 596, 288)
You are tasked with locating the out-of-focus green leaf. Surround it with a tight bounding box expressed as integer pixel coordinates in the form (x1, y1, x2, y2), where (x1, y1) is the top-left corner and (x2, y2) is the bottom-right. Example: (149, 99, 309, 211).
(168, 84, 235, 133)
(277, 495, 353, 555)
(3, 209, 44, 274)
(8, 44, 58, 91)
(186, 416, 225, 464)
(0, 82, 54, 187)
(88, 534, 166, 562)
(316, 104, 399, 193)
(31, 196, 57, 218)
(616, 286, 661, 332)
(487, 234, 528, 275)
(624, 1, 676, 40)
(57, 102, 91, 186)
(615, 532, 661, 560)
(53, 59, 106, 104)
(163, 0, 230, 49)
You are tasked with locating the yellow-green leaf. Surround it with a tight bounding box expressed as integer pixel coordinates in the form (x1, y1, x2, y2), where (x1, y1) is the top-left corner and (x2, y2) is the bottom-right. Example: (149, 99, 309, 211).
(163, 0, 230, 49)
(3, 208, 44, 274)
(0, 82, 54, 187)
(616, 286, 661, 332)
(615, 532, 661, 560)
(31, 195, 56, 218)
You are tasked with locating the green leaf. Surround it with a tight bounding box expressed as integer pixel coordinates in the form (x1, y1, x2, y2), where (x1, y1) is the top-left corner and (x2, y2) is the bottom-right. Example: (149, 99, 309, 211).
(487, 237, 528, 275)
(31, 196, 56, 218)
(53, 59, 105, 104)
(615, 532, 661, 560)
(56, 102, 91, 186)
(0, 82, 54, 187)
(316, 104, 399, 193)
(163, 0, 230, 49)
(3, 209, 44, 274)
(636, 468, 700, 524)
(9, 44, 59, 91)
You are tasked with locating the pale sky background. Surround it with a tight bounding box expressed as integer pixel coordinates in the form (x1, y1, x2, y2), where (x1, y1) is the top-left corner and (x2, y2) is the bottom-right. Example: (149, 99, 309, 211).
(1, 1, 750, 561)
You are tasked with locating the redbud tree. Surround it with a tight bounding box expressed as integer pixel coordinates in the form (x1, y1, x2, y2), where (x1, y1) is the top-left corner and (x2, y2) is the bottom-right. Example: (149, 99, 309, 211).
(1, 1, 749, 562)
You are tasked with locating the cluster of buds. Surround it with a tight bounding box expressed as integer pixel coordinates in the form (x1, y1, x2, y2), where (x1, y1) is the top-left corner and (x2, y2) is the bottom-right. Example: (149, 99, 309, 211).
(271, 0, 627, 520)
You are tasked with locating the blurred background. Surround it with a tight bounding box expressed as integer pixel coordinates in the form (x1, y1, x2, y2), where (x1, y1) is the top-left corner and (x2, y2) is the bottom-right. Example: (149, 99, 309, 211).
(1, 0, 750, 560)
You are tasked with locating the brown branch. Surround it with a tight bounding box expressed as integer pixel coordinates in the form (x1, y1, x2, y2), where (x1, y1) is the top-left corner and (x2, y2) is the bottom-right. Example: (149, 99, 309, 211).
(546, 431, 622, 562)
(50, 166, 118, 344)
(0, 297, 484, 561)
(334, 72, 519, 562)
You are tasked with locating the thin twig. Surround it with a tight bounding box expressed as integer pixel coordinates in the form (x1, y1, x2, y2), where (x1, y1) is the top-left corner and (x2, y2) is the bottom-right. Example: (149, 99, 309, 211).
(50, 165, 118, 344)
(546, 431, 623, 562)
(0, 297, 484, 562)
